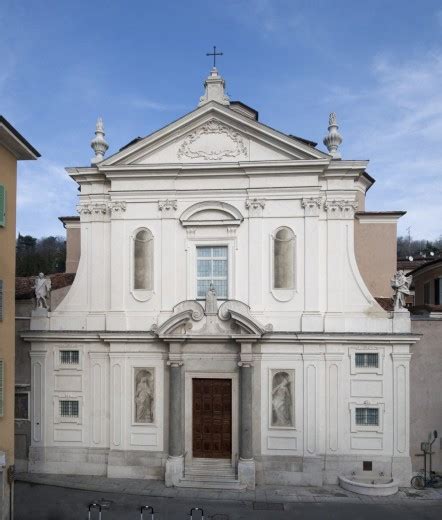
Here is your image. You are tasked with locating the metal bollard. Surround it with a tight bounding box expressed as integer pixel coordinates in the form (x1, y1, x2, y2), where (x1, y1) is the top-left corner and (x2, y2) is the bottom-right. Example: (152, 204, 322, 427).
(88, 503, 102, 520)
(189, 507, 204, 520)
(140, 505, 155, 520)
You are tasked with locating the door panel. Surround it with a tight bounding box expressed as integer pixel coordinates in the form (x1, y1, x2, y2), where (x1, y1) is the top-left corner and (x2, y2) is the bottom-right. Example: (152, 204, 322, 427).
(192, 378, 232, 458)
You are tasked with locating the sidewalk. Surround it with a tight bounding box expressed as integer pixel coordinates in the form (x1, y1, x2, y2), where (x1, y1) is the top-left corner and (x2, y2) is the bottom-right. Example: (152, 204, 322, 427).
(15, 472, 442, 505)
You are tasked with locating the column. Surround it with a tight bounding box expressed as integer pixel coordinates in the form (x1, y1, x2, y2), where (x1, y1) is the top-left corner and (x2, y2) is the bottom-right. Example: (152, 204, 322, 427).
(238, 341, 256, 489)
(301, 197, 323, 331)
(165, 340, 184, 487)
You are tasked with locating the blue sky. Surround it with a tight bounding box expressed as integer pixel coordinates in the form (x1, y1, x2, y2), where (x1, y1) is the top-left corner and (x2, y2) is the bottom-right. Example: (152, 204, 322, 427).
(2, 0, 442, 239)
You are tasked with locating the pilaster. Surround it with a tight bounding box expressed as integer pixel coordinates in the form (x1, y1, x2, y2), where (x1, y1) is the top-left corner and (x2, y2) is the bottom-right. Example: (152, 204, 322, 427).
(159, 200, 177, 311)
(391, 350, 412, 485)
(301, 197, 323, 331)
(246, 198, 265, 312)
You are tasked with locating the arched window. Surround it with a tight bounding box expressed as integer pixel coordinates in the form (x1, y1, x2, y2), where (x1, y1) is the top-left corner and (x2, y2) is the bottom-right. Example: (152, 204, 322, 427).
(134, 229, 153, 290)
(273, 227, 295, 289)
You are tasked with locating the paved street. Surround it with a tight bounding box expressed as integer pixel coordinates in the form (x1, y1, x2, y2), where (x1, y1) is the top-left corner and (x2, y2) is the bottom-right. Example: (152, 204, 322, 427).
(15, 480, 442, 520)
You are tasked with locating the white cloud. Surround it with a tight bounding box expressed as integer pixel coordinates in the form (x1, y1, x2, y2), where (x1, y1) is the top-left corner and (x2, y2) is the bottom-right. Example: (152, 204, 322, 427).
(17, 159, 78, 238)
(326, 51, 442, 240)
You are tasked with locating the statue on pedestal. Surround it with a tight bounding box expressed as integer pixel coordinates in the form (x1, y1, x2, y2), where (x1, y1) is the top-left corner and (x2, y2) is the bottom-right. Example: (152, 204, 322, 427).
(391, 270, 412, 311)
(34, 273, 51, 309)
(205, 283, 218, 315)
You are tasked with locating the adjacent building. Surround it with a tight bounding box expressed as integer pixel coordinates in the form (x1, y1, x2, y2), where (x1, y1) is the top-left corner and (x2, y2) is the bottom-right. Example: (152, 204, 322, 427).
(0, 116, 39, 520)
(23, 69, 418, 489)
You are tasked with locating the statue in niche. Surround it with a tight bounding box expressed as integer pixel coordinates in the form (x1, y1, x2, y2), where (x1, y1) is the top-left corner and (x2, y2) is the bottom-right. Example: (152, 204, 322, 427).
(205, 283, 218, 315)
(134, 368, 154, 423)
(272, 371, 293, 427)
(391, 270, 412, 311)
(33, 273, 51, 309)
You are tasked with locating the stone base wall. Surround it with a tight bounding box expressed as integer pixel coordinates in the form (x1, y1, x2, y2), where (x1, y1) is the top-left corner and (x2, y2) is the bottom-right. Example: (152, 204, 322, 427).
(28, 447, 412, 487)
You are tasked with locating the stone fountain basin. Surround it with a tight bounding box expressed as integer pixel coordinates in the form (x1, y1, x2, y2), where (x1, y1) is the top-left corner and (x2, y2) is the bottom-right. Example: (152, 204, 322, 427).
(339, 475, 399, 496)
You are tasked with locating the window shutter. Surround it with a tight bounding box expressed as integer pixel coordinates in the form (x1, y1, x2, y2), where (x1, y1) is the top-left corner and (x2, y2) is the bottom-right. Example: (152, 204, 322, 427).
(0, 279, 3, 321)
(0, 360, 4, 417)
(0, 185, 5, 227)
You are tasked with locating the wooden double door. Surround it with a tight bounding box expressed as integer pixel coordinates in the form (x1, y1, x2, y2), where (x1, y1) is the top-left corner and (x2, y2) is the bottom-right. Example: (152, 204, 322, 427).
(192, 378, 232, 459)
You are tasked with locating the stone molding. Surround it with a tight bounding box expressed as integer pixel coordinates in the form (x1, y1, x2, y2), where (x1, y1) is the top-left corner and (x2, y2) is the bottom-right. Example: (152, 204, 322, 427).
(177, 119, 247, 161)
(324, 199, 358, 219)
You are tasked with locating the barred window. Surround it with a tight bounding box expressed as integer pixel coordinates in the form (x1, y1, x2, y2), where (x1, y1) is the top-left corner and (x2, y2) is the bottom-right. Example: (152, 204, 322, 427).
(15, 392, 29, 420)
(355, 407, 379, 426)
(355, 353, 378, 368)
(196, 246, 228, 299)
(60, 350, 79, 365)
(60, 400, 79, 417)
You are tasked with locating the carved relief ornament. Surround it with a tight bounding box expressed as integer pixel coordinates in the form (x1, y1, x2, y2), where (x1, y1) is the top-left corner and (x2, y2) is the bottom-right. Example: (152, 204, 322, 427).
(324, 199, 358, 219)
(177, 119, 248, 161)
(158, 199, 178, 212)
(301, 197, 323, 217)
(245, 198, 266, 217)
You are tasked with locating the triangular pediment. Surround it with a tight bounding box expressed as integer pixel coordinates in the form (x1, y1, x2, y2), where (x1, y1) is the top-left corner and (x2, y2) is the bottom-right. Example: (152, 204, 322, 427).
(101, 102, 328, 167)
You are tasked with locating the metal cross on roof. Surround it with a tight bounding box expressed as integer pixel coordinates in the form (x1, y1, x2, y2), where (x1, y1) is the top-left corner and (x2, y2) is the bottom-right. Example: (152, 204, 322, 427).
(206, 46, 223, 68)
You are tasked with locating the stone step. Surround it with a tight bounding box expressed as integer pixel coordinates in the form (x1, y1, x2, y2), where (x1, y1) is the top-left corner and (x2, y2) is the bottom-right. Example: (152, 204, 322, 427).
(183, 473, 236, 482)
(177, 478, 243, 490)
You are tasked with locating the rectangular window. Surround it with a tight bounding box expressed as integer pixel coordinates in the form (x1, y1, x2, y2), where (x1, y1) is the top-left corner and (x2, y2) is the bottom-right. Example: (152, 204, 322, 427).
(0, 185, 5, 227)
(196, 246, 228, 299)
(355, 407, 379, 426)
(60, 400, 79, 418)
(15, 392, 29, 420)
(435, 278, 441, 306)
(355, 353, 379, 368)
(60, 350, 79, 365)
(424, 282, 430, 304)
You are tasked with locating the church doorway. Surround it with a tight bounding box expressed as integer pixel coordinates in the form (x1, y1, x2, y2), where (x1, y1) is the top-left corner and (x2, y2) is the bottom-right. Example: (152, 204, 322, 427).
(192, 378, 232, 458)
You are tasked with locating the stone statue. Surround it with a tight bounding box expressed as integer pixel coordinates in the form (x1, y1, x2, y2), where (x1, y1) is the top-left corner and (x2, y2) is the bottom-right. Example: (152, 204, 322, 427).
(205, 283, 218, 315)
(33, 273, 51, 309)
(329, 112, 337, 126)
(135, 368, 154, 423)
(272, 371, 293, 427)
(391, 270, 412, 311)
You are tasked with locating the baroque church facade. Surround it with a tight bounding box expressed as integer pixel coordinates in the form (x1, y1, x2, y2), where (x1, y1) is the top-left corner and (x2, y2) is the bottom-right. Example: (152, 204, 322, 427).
(25, 67, 417, 489)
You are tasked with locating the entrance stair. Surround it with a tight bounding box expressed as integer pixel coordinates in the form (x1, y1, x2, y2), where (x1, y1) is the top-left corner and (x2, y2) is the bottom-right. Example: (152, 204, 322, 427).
(178, 458, 243, 490)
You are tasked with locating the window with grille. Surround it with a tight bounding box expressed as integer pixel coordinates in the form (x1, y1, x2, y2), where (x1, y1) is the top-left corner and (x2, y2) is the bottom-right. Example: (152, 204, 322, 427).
(196, 246, 228, 299)
(355, 407, 379, 426)
(355, 353, 379, 368)
(60, 350, 79, 365)
(60, 400, 79, 417)
(15, 392, 29, 420)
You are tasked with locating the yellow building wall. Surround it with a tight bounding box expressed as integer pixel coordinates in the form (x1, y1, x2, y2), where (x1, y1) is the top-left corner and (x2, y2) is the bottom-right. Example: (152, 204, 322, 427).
(0, 144, 17, 466)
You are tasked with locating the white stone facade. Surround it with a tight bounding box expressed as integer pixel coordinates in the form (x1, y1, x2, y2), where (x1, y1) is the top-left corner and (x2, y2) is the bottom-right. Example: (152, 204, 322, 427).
(25, 70, 418, 488)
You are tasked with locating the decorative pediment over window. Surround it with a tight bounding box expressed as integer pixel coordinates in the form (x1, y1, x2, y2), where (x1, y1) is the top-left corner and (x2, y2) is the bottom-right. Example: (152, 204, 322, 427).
(177, 119, 248, 161)
(153, 298, 271, 339)
(180, 201, 243, 227)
